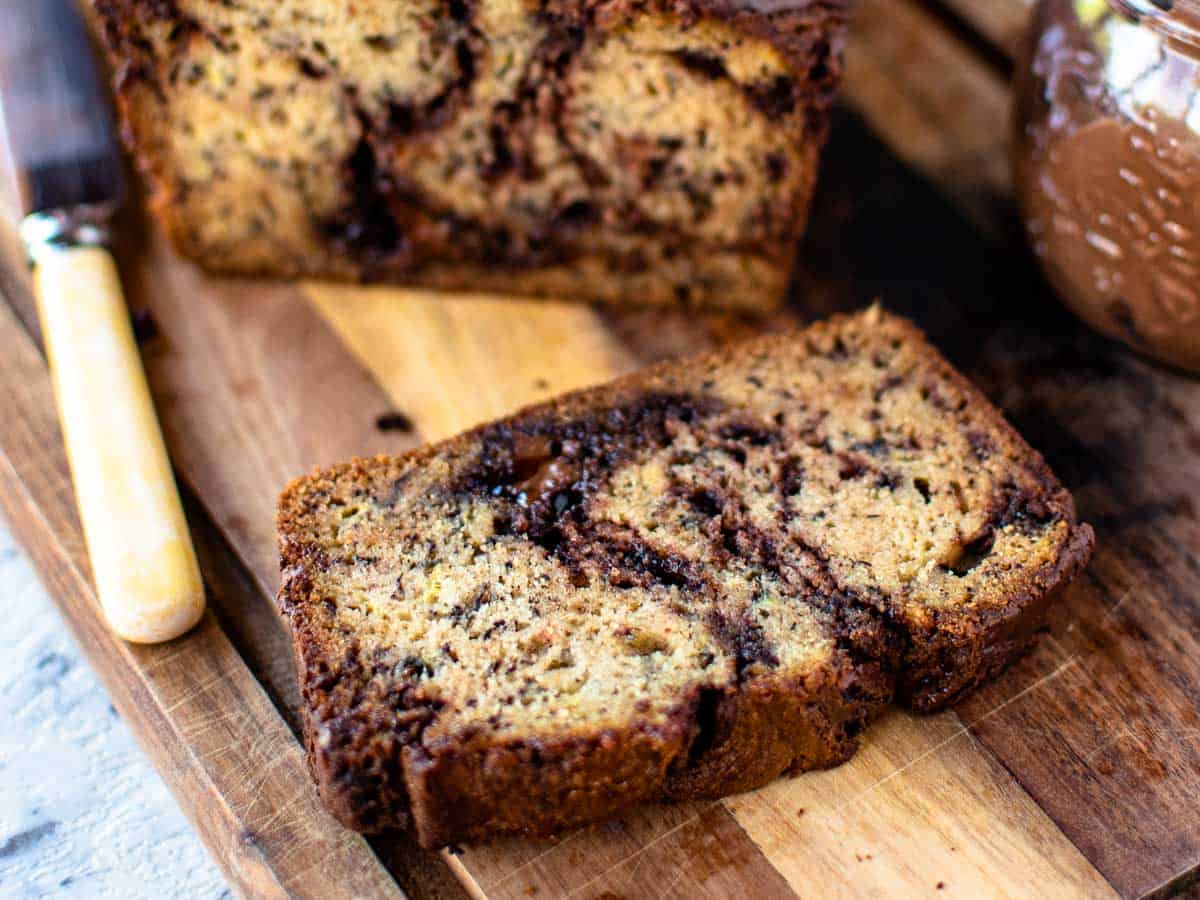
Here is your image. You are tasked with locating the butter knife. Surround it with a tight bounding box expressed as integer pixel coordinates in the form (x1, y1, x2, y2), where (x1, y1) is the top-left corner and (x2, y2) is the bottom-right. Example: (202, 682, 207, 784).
(0, 0, 204, 642)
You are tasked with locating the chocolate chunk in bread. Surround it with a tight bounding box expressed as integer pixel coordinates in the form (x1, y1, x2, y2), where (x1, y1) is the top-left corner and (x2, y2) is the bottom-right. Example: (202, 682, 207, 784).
(92, 0, 848, 311)
(276, 308, 1094, 847)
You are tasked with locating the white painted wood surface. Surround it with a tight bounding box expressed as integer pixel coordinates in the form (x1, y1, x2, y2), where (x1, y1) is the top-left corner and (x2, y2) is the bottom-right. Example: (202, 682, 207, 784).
(0, 516, 227, 898)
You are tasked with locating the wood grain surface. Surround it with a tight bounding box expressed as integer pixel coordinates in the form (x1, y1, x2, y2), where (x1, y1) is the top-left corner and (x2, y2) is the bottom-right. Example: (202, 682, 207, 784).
(0, 299, 402, 900)
(929, 0, 1031, 58)
(1, 0, 1198, 898)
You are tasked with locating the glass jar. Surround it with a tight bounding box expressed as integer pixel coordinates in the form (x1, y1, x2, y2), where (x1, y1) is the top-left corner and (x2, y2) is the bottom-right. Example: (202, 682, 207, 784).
(1015, 0, 1200, 371)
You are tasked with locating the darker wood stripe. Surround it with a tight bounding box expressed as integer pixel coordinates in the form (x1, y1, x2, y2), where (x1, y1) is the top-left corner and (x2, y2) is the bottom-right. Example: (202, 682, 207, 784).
(467, 802, 796, 900)
(909, 0, 1017, 74)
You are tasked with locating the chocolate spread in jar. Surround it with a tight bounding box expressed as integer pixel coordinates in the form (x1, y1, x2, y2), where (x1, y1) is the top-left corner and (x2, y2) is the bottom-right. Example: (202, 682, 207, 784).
(1015, 0, 1200, 371)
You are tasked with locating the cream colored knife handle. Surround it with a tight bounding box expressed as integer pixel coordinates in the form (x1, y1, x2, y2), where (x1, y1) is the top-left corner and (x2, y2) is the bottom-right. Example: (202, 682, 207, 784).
(27, 230, 204, 643)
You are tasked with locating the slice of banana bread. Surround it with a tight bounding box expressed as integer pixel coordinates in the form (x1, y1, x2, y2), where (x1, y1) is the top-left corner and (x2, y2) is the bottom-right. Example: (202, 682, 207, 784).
(276, 308, 1094, 847)
(92, 0, 847, 311)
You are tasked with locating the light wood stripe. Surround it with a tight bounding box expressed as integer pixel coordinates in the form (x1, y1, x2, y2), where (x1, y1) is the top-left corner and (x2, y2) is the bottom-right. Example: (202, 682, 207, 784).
(122, 237, 423, 598)
(726, 709, 1115, 898)
(306, 284, 639, 442)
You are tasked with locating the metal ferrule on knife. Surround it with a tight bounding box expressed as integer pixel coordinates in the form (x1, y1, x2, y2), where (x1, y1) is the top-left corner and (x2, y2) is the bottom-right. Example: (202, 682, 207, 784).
(20, 207, 115, 263)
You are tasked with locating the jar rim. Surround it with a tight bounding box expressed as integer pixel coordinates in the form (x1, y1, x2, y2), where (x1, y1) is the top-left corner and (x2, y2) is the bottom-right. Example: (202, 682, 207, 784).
(1110, 0, 1200, 45)
(1112, 0, 1200, 12)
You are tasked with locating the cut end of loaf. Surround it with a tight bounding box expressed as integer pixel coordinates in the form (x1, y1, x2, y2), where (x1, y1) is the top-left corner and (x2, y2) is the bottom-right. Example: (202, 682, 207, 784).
(93, 0, 848, 310)
(276, 307, 1094, 847)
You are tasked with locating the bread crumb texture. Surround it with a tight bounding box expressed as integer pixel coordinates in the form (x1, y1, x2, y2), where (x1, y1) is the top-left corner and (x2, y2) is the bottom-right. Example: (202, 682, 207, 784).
(276, 309, 1094, 847)
(93, 0, 847, 310)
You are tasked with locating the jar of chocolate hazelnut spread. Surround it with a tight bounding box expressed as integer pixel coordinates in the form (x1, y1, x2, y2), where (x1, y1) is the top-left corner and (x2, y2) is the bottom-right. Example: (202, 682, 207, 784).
(1015, 0, 1200, 370)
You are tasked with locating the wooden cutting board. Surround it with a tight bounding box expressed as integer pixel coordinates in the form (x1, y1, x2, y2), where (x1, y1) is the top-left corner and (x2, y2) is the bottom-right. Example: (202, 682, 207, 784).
(2, 1, 1198, 897)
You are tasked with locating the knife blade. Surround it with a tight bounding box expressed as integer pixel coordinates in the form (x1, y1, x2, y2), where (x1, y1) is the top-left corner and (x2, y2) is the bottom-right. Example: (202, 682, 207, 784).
(0, 0, 125, 221)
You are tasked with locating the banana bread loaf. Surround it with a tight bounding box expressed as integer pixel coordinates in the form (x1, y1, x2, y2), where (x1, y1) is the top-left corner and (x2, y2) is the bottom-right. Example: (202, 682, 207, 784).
(92, 0, 846, 311)
(276, 308, 1094, 847)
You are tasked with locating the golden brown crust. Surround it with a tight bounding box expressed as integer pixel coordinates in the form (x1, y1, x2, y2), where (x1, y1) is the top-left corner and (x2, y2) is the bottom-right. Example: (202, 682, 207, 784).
(276, 308, 1095, 847)
(897, 523, 1094, 711)
(844, 315, 1096, 710)
(662, 661, 893, 799)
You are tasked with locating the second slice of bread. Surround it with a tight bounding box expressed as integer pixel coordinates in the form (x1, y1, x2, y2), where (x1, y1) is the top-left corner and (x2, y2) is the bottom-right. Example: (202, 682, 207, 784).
(277, 307, 1094, 848)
